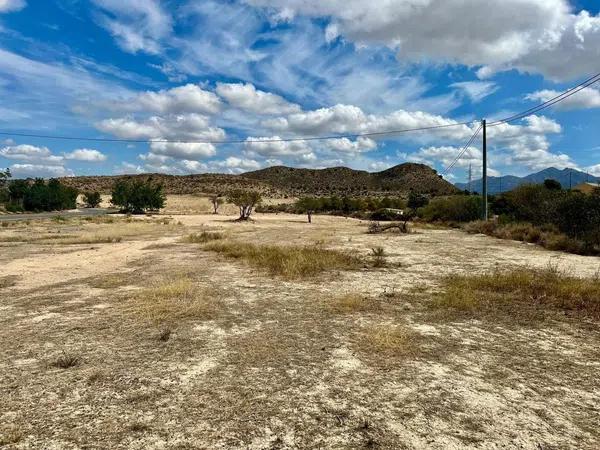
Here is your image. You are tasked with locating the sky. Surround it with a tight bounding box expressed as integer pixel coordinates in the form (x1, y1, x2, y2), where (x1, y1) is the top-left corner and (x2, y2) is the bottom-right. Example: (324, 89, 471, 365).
(0, 0, 599, 182)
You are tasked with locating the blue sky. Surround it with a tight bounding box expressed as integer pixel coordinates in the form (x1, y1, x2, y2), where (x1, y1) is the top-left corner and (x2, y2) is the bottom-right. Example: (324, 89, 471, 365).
(0, 0, 599, 182)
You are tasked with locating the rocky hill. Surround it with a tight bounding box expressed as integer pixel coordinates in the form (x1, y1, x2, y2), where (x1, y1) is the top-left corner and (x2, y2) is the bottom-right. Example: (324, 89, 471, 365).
(59, 163, 458, 197)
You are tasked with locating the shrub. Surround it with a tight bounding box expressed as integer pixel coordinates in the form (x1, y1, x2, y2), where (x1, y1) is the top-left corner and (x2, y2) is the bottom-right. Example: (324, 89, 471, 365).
(6, 178, 77, 212)
(420, 195, 482, 223)
(209, 194, 224, 214)
(407, 191, 429, 209)
(111, 179, 165, 214)
(183, 231, 224, 243)
(83, 191, 102, 208)
(369, 208, 403, 221)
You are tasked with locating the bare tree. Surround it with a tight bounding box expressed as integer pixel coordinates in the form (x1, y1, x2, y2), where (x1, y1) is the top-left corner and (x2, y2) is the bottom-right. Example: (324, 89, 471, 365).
(209, 194, 224, 214)
(227, 190, 262, 221)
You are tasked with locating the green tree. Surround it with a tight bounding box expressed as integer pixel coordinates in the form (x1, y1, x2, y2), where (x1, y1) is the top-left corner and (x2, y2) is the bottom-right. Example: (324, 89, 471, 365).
(407, 191, 429, 210)
(83, 191, 102, 208)
(227, 190, 262, 220)
(110, 179, 165, 214)
(544, 179, 562, 191)
(0, 168, 10, 204)
(296, 197, 320, 223)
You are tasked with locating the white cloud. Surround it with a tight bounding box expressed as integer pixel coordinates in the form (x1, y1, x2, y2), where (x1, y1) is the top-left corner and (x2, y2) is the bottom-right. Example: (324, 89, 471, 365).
(211, 156, 263, 173)
(451, 81, 499, 103)
(114, 84, 222, 115)
(0, 144, 63, 163)
(92, 0, 172, 54)
(149, 141, 216, 159)
(10, 163, 74, 178)
(96, 114, 226, 141)
(409, 145, 482, 171)
(325, 137, 377, 153)
(246, 0, 600, 81)
(0, 0, 25, 13)
(216, 82, 301, 115)
(586, 164, 600, 177)
(244, 136, 312, 157)
(526, 87, 600, 111)
(63, 149, 107, 162)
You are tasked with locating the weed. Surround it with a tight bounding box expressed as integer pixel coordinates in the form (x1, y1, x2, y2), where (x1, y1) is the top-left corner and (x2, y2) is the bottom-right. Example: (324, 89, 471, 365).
(51, 352, 80, 369)
(204, 241, 362, 279)
(371, 246, 388, 268)
(0, 276, 18, 289)
(158, 328, 172, 342)
(0, 426, 22, 446)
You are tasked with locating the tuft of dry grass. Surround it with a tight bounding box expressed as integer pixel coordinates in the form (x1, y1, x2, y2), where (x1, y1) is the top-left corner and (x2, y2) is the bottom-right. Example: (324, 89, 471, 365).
(131, 277, 220, 324)
(51, 352, 80, 369)
(434, 265, 600, 320)
(327, 293, 380, 314)
(182, 231, 224, 244)
(0, 275, 18, 289)
(361, 324, 419, 356)
(203, 241, 363, 279)
(0, 425, 23, 446)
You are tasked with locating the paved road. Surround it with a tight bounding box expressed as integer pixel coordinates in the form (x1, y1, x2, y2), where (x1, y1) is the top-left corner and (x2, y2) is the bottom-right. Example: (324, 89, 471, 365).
(0, 208, 116, 222)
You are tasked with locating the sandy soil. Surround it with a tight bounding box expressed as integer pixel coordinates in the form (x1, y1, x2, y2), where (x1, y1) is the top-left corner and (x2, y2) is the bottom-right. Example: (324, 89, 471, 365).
(1, 212, 599, 449)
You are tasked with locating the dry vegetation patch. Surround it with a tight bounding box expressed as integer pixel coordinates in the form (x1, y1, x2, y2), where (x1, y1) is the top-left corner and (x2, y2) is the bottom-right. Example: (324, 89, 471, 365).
(203, 240, 363, 279)
(434, 266, 600, 320)
(361, 324, 420, 356)
(131, 277, 221, 324)
(327, 293, 381, 314)
(0, 275, 18, 289)
(182, 230, 225, 243)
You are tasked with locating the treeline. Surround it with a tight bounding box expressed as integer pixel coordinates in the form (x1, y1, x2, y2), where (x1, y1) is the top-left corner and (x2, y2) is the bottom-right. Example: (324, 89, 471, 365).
(3, 178, 78, 212)
(416, 181, 600, 254)
(0, 173, 165, 214)
(258, 195, 408, 217)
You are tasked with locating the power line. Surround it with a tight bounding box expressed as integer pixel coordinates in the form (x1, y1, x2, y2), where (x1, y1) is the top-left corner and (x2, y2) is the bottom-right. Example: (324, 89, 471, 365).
(0, 121, 472, 145)
(489, 71, 600, 126)
(441, 124, 483, 176)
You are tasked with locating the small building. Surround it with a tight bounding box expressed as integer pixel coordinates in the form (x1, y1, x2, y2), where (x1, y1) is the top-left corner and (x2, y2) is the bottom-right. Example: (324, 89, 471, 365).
(574, 182, 600, 194)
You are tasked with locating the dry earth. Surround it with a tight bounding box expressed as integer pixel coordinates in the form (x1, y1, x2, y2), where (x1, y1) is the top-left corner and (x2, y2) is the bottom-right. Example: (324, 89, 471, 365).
(1, 208, 599, 449)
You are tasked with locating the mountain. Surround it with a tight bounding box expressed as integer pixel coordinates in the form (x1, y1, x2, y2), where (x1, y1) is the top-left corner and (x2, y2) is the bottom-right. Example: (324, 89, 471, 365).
(455, 167, 600, 194)
(59, 163, 458, 197)
(242, 163, 458, 196)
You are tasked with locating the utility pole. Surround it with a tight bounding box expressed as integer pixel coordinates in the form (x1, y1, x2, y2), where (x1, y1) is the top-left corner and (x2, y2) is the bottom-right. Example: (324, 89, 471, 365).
(482, 119, 488, 220)
(569, 168, 572, 190)
(468, 163, 472, 194)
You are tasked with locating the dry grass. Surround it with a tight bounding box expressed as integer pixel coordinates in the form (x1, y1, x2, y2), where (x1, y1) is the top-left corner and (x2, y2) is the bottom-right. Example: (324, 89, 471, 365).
(131, 277, 220, 324)
(183, 231, 225, 243)
(203, 240, 363, 279)
(434, 265, 600, 320)
(327, 293, 380, 314)
(0, 275, 18, 289)
(464, 221, 591, 255)
(51, 352, 81, 369)
(0, 426, 22, 446)
(361, 324, 419, 356)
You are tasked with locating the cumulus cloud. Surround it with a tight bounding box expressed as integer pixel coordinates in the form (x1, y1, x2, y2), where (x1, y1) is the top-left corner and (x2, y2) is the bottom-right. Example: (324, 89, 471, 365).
(246, 0, 600, 81)
(244, 136, 312, 157)
(263, 104, 474, 141)
(526, 87, 600, 111)
(10, 163, 74, 178)
(586, 164, 600, 177)
(96, 114, 226, 141)
(149, 141, 217, 159)
(325, 137, 377, 153)
(0, 144, 63, 163)
(216, 82, 301, 115)
(63, 149, 107, 162)
(0, 0, 25, 12)
(114, 84, 222, 115)
(92, 0, 172, 54)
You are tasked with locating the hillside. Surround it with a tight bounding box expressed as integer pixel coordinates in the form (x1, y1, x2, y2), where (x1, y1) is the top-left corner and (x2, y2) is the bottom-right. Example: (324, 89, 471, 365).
(58, 163, 458, 197)
(243, 163, 458, 196)
(455, 167, 600, 194)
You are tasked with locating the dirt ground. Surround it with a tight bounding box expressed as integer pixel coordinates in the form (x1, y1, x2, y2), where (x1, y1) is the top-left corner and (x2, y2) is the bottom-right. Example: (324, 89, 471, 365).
(1, 209, 599, 449)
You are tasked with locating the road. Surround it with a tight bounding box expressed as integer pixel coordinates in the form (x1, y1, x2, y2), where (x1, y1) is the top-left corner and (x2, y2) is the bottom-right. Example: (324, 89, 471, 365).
(0, 208, 115, 222)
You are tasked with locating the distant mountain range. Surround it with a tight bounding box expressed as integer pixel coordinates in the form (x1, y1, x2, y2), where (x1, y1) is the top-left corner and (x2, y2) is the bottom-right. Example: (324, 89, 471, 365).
(59, 163, 458, 197)
(455, 167, 600, 194)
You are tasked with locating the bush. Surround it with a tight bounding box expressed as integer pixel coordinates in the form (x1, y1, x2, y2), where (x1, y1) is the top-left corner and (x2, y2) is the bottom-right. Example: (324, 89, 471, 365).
(83, 191, 102, 208)
(419, 195, 482, 223)
(5, 178, 78, 212)
(369, 208, 404, 221)
(110, 179, 165, 214)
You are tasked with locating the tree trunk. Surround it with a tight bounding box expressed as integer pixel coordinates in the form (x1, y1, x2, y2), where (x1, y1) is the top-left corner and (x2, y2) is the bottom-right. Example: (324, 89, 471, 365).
(308, 211, 312, 223)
